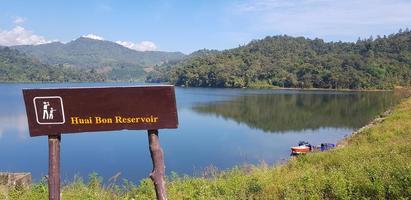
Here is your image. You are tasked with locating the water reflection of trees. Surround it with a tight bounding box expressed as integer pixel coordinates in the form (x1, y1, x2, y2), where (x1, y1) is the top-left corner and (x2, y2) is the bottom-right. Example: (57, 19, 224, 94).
(192, 92, 399, 133)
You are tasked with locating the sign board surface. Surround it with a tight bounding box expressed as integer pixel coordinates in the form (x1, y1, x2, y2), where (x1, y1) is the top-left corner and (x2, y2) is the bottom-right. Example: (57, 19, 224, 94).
(23, 86, 178, 137)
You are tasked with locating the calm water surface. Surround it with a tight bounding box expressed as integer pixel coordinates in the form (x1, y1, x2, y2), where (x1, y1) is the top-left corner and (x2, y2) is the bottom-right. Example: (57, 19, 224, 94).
(0, 83, 401, 183)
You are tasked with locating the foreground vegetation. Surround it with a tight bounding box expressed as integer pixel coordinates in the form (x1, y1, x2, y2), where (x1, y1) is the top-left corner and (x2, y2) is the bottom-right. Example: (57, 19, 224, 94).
(148, 29, 411, 89)
(4, 98, 411, 199)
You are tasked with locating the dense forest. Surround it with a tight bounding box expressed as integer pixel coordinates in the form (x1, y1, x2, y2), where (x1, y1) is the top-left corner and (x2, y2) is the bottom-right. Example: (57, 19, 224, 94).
(0, 47, 105, 82)
(148, 29, 411, 89)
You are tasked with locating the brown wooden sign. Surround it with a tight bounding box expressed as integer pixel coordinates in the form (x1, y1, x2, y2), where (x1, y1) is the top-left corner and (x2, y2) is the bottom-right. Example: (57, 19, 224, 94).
(23, 86, 178, 137)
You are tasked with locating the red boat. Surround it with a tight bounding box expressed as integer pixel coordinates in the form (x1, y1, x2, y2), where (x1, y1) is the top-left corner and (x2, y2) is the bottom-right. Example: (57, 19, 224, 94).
(291, 145, 311, 154)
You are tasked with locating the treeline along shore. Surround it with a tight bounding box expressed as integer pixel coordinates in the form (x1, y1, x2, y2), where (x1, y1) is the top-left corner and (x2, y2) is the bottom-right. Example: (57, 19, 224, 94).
(3, 96, 411, 199)
(148, 29, 411, 90)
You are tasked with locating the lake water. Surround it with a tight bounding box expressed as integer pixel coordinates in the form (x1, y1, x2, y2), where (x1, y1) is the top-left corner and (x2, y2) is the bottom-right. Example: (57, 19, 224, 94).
(0, 83, 401, 183)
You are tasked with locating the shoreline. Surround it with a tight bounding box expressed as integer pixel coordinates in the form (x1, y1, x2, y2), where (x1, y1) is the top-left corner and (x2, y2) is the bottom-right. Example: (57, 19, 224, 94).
(261, 86, 391, 92)
(337, 108, 393, 147)
(0, 81, 396, 92)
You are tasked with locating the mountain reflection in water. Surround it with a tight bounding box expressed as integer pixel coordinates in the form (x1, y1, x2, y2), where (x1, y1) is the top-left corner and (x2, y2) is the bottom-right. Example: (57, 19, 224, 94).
(193, 92, 400, 133)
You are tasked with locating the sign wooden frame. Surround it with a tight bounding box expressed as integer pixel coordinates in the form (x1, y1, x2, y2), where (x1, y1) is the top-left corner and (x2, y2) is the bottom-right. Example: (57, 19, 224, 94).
(23, 85, 178, 200)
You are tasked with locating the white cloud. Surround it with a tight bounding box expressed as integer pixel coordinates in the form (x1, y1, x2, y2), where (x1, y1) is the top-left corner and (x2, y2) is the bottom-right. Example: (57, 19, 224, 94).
(0, 26, 52, 46)
(13, 16, 26, 24)
(0, 21, 158, 50)
(232, 0, 411, 41)
(115, 40, 157, 51)
(82, 33, 105, 40)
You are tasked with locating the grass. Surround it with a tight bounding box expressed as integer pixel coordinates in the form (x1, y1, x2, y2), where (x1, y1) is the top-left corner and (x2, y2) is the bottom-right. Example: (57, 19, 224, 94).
(3, 98, 411, 199)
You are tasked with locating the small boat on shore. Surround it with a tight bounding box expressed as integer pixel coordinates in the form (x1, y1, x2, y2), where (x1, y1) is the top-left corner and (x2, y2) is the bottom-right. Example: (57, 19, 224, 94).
(320, 143, 335, 151)
(291, 145, 311, 154)
(291, 141, 312, 155)
(291, 141, 335, 155)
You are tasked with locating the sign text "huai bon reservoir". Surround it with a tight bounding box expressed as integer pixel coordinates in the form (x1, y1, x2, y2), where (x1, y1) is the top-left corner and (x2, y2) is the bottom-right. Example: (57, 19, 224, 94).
(70, 115, 159, 125)
(22, 86, 178, 137)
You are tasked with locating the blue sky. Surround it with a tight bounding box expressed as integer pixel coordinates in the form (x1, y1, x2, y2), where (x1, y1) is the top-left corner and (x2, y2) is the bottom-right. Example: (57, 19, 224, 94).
(1, 0, 411, 54)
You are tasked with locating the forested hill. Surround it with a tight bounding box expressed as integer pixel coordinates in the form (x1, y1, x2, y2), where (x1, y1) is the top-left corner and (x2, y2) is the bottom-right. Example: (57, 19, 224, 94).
(0, 47, 105, 82)
(12, 37, 185, 81)
(149, 30, 411, 89)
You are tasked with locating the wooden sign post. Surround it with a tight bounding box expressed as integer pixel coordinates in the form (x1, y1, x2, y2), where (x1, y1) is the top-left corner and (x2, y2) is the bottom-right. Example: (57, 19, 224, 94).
(23, 86, 178, 200)
(48, 135, 60, 200)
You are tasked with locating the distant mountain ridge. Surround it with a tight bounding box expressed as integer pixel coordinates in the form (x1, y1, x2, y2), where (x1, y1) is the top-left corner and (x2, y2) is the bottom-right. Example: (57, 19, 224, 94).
(0, 46, 105, 82)
(12, 37, 185, 81)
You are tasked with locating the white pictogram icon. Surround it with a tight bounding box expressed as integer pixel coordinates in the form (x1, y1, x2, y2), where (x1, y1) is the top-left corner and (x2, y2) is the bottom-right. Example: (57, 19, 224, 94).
(34, 96, 65, 125)
(42, 101, 57, 120)
(49, 107, 56, 119)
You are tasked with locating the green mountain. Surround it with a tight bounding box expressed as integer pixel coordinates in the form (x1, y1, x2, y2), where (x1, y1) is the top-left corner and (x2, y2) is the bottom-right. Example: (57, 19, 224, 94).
(12, 37, 185, 81)
(151, 29, 411, 89)
(0, 47, 105, 82)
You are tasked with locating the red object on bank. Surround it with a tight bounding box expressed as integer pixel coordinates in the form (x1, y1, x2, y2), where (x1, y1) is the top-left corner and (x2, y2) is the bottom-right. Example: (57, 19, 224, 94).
(291, 145, 311, 154)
